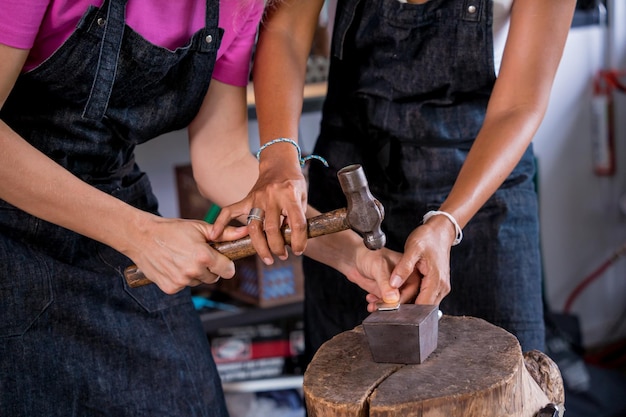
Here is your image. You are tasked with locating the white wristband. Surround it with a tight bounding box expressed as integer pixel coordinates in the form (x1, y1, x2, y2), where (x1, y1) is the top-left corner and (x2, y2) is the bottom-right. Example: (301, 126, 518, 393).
(422, 210, 463, 246)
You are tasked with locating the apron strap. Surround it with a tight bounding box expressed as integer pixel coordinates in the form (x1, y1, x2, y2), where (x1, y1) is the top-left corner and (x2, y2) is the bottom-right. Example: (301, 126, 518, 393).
(82, 0, 128, 120)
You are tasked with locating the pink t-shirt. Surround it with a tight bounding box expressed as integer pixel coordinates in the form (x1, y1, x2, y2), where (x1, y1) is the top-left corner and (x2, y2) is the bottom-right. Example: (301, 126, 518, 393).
(0, 0, 264, 86)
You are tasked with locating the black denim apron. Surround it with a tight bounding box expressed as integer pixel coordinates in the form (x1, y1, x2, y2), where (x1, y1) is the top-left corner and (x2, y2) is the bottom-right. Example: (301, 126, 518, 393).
(0, 1, 229, 415)
(304, 0, 544, 362)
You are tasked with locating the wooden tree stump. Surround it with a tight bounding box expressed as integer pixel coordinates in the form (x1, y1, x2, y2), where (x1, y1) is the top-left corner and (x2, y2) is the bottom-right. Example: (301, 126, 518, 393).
(304, 315, 564, 417)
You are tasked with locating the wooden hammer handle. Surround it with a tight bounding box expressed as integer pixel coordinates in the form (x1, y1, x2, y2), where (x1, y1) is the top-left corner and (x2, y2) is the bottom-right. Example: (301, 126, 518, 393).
(124, 208, 349, 288)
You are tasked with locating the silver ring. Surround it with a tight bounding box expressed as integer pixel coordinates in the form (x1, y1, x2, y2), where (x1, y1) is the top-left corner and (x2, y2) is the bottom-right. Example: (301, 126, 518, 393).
(247, 207, 265, 225)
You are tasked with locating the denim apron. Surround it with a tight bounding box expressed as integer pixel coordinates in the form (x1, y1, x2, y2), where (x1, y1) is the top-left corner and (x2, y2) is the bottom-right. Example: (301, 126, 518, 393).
(0, 0, 229, 415)
(304, 0, 545, 361)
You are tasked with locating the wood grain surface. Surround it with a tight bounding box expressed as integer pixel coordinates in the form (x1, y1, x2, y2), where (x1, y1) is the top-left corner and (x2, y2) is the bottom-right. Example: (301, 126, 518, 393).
(304, 316, 564, 417)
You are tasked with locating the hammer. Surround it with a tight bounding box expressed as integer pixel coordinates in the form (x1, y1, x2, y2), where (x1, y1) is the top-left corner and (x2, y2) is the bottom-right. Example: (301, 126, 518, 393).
(124, 164, 386, 287)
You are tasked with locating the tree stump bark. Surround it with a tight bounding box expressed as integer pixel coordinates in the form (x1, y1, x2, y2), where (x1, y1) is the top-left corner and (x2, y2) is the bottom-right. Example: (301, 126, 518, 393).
(304, 315, 564, 417)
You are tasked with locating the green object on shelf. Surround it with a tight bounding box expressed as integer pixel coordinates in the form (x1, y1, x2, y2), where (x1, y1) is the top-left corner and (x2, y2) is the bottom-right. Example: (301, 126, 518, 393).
(191, 296, 240, 312)
(204, 204, 221, 224)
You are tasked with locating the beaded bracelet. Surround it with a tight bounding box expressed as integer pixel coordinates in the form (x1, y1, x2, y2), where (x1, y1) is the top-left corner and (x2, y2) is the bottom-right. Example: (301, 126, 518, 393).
(422, 210, 463, 246)
(256, 138, 329, 167)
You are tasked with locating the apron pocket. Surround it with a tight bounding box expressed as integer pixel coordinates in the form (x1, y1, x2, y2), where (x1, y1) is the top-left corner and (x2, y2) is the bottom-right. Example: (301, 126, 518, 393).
(0, 237, 53, 338)
(123, 278, 191, 314)
(97, 243, 191, 313)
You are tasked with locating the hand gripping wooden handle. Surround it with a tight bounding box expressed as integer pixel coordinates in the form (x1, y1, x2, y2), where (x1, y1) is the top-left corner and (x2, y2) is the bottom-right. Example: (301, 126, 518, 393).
(124, 208, 349, 288)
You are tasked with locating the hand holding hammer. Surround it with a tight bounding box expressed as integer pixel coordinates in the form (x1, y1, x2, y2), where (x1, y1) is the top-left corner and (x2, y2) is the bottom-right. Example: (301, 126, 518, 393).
(124, 164, 386, 287)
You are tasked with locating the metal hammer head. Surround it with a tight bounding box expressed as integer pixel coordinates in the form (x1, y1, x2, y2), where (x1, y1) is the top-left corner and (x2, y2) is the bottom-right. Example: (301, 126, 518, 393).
(337, 164, 386, 250)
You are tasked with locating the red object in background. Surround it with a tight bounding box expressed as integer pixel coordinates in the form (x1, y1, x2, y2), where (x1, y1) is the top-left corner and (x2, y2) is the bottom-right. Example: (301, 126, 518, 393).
(591, 69, 626, 176)
(585, 337, 626, 371)
(212, 339, 292, 363)
(563, 241, 626, 314)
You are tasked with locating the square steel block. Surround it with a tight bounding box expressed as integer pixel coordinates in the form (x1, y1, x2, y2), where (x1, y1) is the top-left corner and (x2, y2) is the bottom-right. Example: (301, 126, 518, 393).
(363, 304, 439, 364)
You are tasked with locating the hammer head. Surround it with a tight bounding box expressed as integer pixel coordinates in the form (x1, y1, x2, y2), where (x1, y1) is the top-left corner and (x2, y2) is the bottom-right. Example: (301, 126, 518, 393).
(337, 164, 386, 250)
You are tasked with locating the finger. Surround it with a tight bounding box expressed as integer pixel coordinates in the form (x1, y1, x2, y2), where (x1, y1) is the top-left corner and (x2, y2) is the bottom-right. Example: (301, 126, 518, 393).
(247, 218, 274, 265)
(389, 251, 422, 289)
(204, 250, 236, 279)
(202, 273, 221, 285)
(379, 280, 400, 305)
(414, 275, 448, 305)
(218, 224, 250, 241)
(210, 207, 232, 239)
(415, 287, 440, 305)
(188, 278, 206, 287)
(193, 265, 222, 285)
(211, 202, 247, 239)
(200, 222, 249, 246)
(152, 279, 187, 295)
(153, 267, 205, 294)
(366, 293, 380, 304)
(394, 276, 420, 305)
(415, 270, 450, 304)
(365, 294, 403, 313)
(283, 203, 308, 256)
(263, 205, 288, 259)
(366, 293, 383, 313)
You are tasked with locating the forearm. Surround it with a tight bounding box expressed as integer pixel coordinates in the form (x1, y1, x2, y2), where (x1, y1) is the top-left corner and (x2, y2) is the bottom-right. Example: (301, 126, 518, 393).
(304, 227, 364, 279)
(189, 80, 258, 209)
(437, 0, 576, 229)
(253, 1, 322, 144)
(191, 133, 259, 209)
(252, 0, 325, 170)
(0, 121, 149, 255)
(303, 209, 403, 304)
(439, 107, 544, 228)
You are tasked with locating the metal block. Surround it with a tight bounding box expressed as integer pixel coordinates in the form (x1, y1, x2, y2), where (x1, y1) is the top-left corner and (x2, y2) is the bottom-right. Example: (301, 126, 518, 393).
(363, 304, 439, 364)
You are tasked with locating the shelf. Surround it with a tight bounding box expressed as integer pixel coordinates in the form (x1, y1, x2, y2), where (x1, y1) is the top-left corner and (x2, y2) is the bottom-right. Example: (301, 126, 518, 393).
(222, 375, 303, 393)
(199, 301, 303, 334)
(246, 82, 327, 120)
(572, 7, 603, 27)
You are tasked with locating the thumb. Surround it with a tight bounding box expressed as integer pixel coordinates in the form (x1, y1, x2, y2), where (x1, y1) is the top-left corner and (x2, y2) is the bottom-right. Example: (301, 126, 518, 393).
(379, 279, 400, 304)
(201, 222, 249, 242)
(209, 201, 248, 240)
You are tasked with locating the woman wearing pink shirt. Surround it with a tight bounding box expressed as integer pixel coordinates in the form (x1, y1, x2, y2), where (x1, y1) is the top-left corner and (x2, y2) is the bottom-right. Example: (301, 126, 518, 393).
(0, 0, 410, 414)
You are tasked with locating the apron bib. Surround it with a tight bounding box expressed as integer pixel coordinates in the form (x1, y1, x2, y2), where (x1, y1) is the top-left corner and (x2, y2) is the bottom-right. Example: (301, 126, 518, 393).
(304, 0, 544, 364)
(0, 1, 229, 415)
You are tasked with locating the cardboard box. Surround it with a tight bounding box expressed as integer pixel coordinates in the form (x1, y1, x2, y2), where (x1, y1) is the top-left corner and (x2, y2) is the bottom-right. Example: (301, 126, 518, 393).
(175, 164, 305, 308)
(220, 253, 304, 308)
(175, 164, 217, 221)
